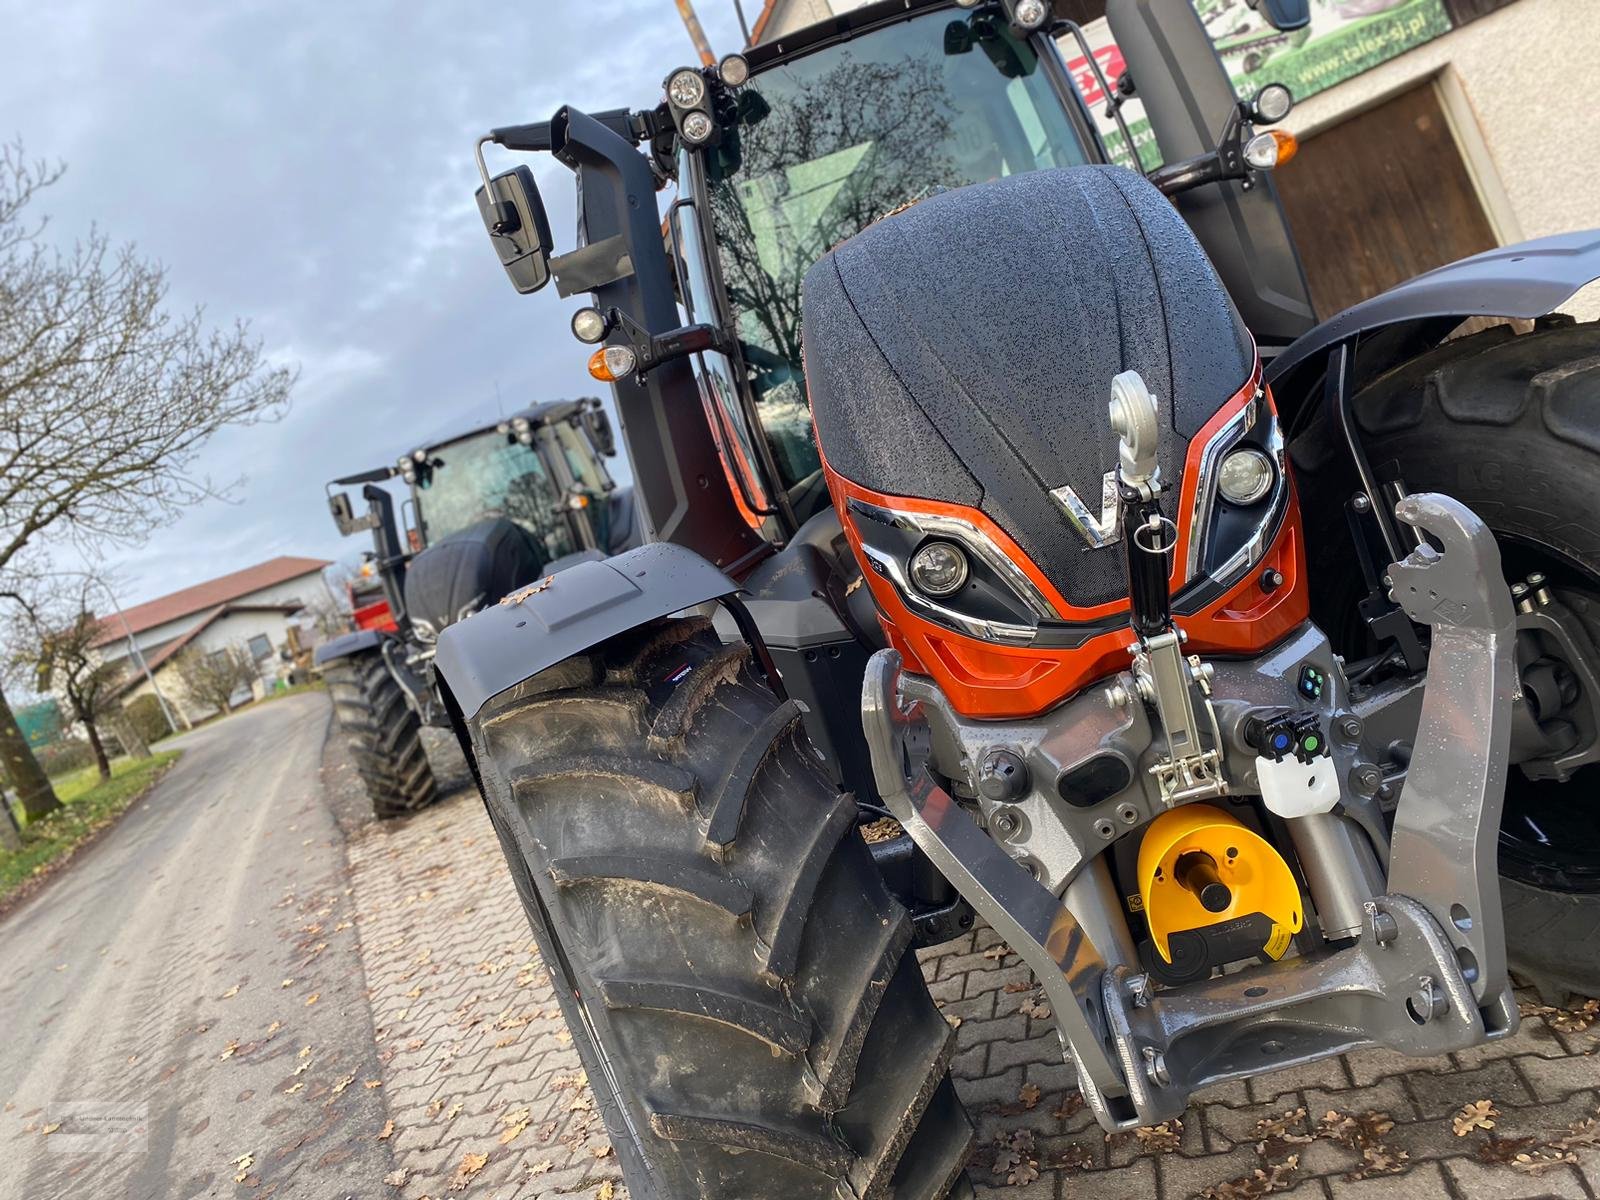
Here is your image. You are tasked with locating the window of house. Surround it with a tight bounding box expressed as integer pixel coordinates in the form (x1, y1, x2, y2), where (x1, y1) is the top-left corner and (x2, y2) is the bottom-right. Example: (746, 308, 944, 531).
(248, 634, 272, 661)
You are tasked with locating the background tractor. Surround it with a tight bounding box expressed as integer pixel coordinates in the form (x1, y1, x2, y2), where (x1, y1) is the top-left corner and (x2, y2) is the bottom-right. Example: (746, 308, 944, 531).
(315, 396, 638, 816)
(424, 0, 1600, 1195)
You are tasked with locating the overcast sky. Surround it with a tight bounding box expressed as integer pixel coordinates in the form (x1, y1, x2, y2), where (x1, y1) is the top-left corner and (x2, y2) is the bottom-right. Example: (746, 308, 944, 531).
(2, 0, 752, 607)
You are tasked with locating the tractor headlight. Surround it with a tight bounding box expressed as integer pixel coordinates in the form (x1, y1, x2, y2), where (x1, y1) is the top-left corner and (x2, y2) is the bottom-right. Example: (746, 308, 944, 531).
(717, 54, 749, 87)
(412, 449, 428, 463)
(667, 69, 705, 110)
(679, 110, 715, 145)
(511, 416, 530, 433)
(571, 306, 609, 344)
(1218, 448, 1275, 506)
(909, 541, 970, 597)
(1012, 0, 1048, 29)
(1252, 83, 1294, 124)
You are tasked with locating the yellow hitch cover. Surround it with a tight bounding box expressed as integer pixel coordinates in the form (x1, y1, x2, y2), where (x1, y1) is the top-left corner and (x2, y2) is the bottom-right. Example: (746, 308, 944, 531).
(1136, 804, 1302, 963)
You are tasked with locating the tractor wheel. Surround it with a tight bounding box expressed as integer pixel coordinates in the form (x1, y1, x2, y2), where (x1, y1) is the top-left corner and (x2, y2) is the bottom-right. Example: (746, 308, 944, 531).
(1298, 318, 1600, 1002)
(324, 647, 438, 819)
(467, 616, 973, 1200)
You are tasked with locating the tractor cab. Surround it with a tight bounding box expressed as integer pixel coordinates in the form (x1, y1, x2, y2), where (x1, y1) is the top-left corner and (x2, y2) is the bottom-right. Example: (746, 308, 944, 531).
(401, 397, 626, 559)
(476, 0, 1311, 556)
(324, 396, 633, 640)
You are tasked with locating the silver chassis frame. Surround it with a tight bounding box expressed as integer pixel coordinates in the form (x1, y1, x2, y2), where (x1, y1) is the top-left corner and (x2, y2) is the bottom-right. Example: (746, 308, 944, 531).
(861, 493, 1519, 1131)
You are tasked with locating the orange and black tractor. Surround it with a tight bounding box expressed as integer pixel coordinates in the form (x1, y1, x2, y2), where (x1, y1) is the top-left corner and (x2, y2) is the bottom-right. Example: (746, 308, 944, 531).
(429, 1, 1600, 1196)
(314, 397, 635, 817)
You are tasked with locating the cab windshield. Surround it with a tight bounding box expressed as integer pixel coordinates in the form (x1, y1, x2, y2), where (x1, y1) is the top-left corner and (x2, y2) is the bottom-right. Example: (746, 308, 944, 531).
(702, 10, 1092, 490)
(414, 430, 577, 561)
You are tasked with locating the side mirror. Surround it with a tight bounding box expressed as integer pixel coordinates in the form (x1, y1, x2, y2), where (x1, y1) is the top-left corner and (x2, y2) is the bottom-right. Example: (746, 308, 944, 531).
(476, 165, 553, 295)
(583, 406, 616, 457)
(328, 491, 374, 536)
(1245, 0, 1311, 31)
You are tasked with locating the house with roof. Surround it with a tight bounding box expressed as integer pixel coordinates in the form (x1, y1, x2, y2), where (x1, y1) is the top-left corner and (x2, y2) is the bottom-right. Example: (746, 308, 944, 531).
(93, 556, 334, 726)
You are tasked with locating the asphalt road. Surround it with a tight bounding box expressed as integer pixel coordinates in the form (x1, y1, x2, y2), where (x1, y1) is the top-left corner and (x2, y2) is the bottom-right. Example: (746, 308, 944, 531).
(0, 693, 397, 1198)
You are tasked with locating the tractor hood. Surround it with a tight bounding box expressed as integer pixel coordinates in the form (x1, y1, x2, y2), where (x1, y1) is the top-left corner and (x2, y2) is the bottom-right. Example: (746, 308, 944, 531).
(1267, 229, 1600, 414)
(403, 517, 547, 643)
(802, 165, 1256, 610)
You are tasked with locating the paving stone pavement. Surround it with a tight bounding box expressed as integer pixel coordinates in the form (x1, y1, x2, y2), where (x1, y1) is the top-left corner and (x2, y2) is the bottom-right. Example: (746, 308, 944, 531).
(346, 778, 1600, 1200)
(347, 785, 624, 1200)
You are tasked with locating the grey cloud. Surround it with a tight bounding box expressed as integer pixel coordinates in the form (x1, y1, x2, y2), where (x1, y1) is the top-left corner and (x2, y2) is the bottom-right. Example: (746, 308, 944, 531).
(1, 0, 747, 605)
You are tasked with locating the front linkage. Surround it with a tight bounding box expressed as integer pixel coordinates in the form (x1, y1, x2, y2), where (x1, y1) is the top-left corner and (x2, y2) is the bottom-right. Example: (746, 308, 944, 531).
(862, 377, 1518, 1131)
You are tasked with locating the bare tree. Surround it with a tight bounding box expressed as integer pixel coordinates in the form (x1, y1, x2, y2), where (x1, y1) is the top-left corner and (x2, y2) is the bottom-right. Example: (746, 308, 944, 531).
(174, 643, 256, 717)
(0, 141, 295, 815)
(3, 575, 130, 782)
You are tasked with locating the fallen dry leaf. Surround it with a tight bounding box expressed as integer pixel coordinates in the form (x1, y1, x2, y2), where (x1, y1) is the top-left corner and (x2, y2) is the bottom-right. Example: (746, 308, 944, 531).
(1453, 1099, 1499, 1136)
(363, 1079, 382, 1089)
(1199, 1154, 1301, 1199)
(233, 1153, 255, 1183)
(220, 985, 240, 999)
(377, 1120, 394, 1141)
(1520, 997, 1600, 1034)
(1020, 994, 1052, 1020)
(597, 1182, 615, 1200)
(1052, 1092, 1085, 1122)
(41, 1122, 60, 1135)
(990, 1129, 1035, 1181)
(220, 1041, 239, 1061)
(1002, 981, 1031, 994)
(449, 1151, 489, 1191)
(527, 1160, 553, 1176)
(1018, 1083, 1042, 1110)
(304, 993, 320, 1007)
(331, 1073, 355, 1095)
(383, 1168, 408, 1187)
(982, 943, 1011, 961)
(280, 978, 294, 988)
(944, 1013, 962, 1029)
(1132, 1120, 1182, 1154)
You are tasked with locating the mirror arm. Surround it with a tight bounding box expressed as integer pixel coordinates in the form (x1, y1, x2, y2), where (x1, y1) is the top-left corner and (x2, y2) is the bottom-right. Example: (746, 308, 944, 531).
(608, 307, 733, 376)
(1149, 102, 1250, 196)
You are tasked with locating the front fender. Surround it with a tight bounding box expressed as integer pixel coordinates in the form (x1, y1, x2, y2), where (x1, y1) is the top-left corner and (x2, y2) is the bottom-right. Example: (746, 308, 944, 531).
(434, 542, 740, 721)
(313, 627, 389, 667)
(1267, 229, 1600, 418)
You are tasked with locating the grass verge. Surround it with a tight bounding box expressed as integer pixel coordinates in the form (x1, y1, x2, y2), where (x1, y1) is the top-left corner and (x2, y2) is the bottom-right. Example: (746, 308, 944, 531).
(1, 751, 181, 911)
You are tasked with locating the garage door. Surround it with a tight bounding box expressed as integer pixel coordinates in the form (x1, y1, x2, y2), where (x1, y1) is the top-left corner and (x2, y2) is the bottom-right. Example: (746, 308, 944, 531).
(1274, 81, 1498, 320)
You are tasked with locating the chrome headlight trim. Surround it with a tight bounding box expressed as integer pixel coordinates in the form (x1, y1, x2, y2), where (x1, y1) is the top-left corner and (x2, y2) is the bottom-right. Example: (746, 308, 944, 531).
(847, 497, 1057, 643)
(1183, 390, 1287, 587)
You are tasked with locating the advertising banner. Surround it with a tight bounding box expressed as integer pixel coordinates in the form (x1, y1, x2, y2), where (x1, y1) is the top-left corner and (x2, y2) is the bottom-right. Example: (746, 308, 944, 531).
(1063, 0, 1453, 170)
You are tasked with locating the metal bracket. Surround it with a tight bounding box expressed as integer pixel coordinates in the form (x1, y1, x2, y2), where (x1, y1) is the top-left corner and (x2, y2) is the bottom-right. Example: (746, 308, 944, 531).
(1383, 493, 1516, 1007)
(1132, 632, 1227, 806)
(1101, 893, 1512, 1125)
(861, 650, 1138, 1128)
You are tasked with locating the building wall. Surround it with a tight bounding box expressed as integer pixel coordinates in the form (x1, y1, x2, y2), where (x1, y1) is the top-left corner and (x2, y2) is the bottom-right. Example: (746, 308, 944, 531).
(758, 0, 840, 41)
(99, 570, 333, 666)
(1282, 0, 1599, 309)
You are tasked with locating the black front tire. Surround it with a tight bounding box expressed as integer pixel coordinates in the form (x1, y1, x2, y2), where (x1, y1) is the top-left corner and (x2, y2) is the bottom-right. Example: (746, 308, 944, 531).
(468, 617, 973, 1200)
(1296, 318, 1600, 1002)
(323, 647, 438, 819)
